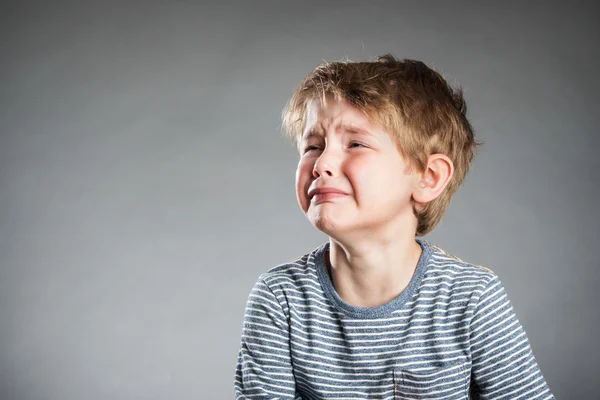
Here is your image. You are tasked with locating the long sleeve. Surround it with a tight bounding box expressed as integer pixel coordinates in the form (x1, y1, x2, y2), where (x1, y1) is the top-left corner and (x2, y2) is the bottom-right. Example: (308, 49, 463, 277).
(234, 275, 302, 399)
(469, 275, 554, 399)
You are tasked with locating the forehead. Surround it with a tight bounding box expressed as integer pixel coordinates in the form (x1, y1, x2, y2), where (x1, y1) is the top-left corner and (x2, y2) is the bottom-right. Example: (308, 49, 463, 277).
(303, 96, 379, 136)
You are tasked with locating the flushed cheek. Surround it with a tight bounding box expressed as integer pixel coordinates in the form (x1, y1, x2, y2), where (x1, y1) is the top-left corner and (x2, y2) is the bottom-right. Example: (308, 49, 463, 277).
(295, 163, 312, 211)
(346, 166, 370, 200)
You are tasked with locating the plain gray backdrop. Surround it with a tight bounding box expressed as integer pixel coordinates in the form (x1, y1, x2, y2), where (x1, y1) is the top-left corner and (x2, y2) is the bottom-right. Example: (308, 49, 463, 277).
(1, 1, 599, 399)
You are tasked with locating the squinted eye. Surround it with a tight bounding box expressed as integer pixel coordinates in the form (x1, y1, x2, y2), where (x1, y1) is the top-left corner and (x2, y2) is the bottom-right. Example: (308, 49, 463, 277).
(349, 142, 367, 148)
(303, 146, 322, 153)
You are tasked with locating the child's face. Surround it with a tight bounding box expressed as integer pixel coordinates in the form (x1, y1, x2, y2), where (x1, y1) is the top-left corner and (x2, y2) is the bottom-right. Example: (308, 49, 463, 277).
(295, 97, 420, 238)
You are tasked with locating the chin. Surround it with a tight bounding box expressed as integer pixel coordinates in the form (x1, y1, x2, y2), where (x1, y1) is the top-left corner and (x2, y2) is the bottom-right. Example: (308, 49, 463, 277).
(309, 211, 349, 236)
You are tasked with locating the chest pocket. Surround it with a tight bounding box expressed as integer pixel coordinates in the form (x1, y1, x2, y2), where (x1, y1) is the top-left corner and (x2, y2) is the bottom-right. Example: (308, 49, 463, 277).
(393, 360, 469, 399)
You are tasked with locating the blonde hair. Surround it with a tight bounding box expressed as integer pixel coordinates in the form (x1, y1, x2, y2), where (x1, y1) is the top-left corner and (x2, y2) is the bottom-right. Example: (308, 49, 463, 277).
(281, 54, 482, 236)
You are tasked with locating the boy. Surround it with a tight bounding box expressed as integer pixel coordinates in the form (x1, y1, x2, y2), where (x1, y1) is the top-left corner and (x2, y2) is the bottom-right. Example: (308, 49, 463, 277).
(234, 54, 554, 399)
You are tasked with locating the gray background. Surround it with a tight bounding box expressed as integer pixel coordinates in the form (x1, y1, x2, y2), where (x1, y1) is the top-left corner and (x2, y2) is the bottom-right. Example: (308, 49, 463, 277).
(1, 1, 598, 399)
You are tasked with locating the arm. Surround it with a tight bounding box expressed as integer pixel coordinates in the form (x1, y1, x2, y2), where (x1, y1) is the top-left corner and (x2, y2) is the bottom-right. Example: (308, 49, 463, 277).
(234, 275, 303, 399)
(469, 276, 554, 399)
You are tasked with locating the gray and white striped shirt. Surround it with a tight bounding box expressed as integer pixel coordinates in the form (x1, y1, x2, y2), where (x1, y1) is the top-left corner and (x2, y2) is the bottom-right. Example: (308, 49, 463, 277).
(234, 239, 554, 399)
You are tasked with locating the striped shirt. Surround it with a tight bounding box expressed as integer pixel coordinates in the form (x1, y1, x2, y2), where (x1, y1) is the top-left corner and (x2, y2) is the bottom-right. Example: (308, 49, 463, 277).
(234, 239, 554, 399)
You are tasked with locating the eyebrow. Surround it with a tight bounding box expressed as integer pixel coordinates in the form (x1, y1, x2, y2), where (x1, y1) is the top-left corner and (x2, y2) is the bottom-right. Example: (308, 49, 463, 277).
(342, 124, 374, 136)
(301, 124, 374, 140)
(301, 131, 318, 140)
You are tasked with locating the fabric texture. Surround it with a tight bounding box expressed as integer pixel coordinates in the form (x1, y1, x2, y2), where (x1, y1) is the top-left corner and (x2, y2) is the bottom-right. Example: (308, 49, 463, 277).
(234, 239, 554, 399)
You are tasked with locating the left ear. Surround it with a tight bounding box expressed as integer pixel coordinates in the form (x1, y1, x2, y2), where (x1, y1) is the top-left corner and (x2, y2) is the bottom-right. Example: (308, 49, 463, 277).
(412, 154, 454, 206)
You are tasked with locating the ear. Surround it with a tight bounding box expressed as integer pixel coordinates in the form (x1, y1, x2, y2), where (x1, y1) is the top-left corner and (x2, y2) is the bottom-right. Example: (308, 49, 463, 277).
(412, 154, 454, 208)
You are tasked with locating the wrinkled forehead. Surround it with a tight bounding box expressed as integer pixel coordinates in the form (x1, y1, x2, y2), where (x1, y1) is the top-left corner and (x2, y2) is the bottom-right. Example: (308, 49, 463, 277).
(302, 94, 380, 137)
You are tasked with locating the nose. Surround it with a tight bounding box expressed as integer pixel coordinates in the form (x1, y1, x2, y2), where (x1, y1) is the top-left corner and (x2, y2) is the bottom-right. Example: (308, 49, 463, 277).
(312, 147, 337, 178)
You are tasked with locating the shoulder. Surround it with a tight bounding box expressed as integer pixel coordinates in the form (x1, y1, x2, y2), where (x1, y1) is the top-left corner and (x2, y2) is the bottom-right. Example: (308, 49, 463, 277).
(421, 239, 500, 294)
(256, 243, 325, 292)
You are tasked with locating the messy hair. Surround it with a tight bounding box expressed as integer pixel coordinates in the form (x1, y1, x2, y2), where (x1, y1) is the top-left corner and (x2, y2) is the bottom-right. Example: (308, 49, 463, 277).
(281, 54, 482, 236)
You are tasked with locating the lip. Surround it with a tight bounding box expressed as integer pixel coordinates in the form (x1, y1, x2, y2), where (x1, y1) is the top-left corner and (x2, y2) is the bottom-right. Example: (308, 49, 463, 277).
(308, 187, 348, 200)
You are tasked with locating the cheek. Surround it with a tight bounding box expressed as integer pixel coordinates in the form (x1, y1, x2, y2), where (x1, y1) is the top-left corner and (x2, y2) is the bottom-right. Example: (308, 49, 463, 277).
(294, 168, 303, 199)
(297, 156, 315, 179)
(295, 158, 314, 209)
(348, 157, 404, 201)
(346, 157, 375, 191)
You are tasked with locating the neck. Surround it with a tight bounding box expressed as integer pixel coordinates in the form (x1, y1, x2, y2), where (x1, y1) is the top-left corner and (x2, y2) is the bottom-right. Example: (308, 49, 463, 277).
(326, 233, 423, 308)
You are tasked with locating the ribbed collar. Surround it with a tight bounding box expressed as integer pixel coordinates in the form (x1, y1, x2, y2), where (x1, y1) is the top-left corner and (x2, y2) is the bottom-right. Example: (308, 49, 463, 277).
(314, 238, 433, 319)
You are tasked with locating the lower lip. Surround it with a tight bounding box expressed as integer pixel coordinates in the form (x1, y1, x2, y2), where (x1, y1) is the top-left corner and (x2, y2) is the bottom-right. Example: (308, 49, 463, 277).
(312, 193, 347, 202)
